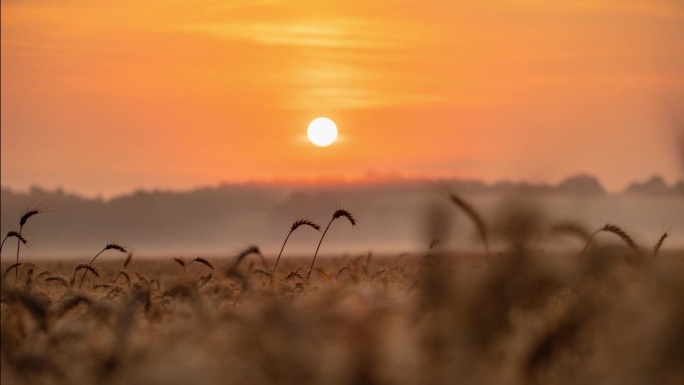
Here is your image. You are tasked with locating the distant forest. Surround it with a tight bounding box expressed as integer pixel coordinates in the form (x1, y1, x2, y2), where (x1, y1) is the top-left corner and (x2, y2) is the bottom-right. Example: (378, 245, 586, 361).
(2, 175, 682, 257)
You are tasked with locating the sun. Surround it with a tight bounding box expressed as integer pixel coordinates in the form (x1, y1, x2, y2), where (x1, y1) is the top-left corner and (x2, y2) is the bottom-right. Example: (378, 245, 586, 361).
(307, 117, 338, 147)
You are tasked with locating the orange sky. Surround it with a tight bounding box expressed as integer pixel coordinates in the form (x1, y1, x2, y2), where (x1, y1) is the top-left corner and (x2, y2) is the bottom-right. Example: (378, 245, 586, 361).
(2, 0, 683, 197)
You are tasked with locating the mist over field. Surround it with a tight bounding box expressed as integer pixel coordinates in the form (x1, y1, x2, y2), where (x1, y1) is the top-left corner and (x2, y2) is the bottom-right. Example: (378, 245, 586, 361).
(2, 175, 682, 259)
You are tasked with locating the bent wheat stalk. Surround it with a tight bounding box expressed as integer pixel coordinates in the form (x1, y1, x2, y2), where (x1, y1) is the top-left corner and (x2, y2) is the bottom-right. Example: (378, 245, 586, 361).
(1, 231, 27, 254)
(582, 223, 639, 254)
(181, 257, 214, 276)
(447, 192, 489, 255)
(13, 209, 44, 287)
(79, 243, 128, 288)
(306, 209, 356, 282)
(271, 219, 320, 288)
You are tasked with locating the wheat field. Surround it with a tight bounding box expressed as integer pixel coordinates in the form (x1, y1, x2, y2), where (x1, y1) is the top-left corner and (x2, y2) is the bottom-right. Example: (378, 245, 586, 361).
(1, 208, 684, 385)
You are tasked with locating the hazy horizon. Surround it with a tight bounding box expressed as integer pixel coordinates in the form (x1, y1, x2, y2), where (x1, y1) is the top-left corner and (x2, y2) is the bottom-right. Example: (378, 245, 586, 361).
(2, 171, 683, 200)
(2, 175, 682, 259)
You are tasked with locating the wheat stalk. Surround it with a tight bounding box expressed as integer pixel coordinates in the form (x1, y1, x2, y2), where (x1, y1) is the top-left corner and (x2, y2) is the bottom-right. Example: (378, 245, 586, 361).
(223, 246, 263, 293)
(285, 265, 306, 283)
(79, 243, 128, 288)
(271, 218, 321, 288)
(114, 270, 131, 287)
(447, 192, 489, 255)
(653, 232, 669, 257)
(3, 262, 22, 280)
(0, 231, 27, 254)
(122, 253, 133, 269)
(19, 209, 41, 228)
(306, 209, 356, 282)
(13, 208, 44, 287)
(582, 223, 639, 254)
(46, 275, 69, 289)
(181, 257, 214, 276)
(75, 263, 100, 277)
(75, 262, 102, 289)
(231, 246, 263, 269)
(603, 224, 638, 249)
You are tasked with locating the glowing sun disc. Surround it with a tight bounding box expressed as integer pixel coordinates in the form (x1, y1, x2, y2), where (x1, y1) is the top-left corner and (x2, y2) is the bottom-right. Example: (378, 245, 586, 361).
(307, 117, 338, 147)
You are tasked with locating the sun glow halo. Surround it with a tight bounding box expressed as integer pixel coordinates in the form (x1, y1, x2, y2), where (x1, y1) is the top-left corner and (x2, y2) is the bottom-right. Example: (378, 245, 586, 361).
(307, 117, 338, 147)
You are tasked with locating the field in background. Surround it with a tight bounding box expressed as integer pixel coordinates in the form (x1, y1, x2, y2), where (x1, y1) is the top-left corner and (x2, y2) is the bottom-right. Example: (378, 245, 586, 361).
(2, 242, 684, 384)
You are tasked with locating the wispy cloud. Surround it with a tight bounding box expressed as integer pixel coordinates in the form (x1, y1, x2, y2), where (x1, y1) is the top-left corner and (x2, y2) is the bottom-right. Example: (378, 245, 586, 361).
(181, 16, 442, 109)
(184, 18, 424, 49)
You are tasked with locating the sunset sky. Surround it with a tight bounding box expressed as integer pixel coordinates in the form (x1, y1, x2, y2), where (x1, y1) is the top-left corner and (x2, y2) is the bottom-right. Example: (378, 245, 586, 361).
(2, 0, 683, 197)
